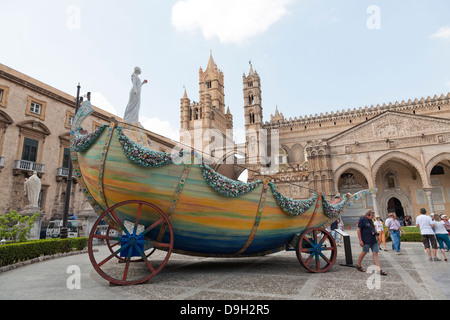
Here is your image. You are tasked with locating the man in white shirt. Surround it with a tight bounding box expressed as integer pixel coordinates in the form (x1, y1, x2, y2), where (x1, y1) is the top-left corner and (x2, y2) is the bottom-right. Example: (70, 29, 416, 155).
(416, 208, 439, 261)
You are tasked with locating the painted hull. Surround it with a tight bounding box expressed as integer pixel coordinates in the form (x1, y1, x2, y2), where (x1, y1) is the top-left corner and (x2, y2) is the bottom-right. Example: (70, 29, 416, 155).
(72, 122, 344, 257)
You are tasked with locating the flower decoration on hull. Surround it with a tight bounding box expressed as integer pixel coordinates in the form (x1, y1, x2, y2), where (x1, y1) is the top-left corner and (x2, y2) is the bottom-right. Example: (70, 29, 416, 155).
(200, 162, 263, 198)
(269, 182, 317, 216)
(72, 125, 108, 152)
(117, 126, 173, 167)
(322, 195, 349, 219)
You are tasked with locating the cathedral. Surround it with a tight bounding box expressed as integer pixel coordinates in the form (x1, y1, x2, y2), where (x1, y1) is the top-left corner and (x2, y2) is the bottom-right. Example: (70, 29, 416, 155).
(180, 53, 450, 226)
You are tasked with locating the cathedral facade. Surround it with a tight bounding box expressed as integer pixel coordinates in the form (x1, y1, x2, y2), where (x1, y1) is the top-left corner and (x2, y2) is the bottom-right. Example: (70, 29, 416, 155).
(181, 54, 450, 225)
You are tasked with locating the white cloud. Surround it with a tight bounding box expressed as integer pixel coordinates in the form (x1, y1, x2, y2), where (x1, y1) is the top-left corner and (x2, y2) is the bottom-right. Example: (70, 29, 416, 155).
(89, 92, 118, 116)
(141, 116, 180, 142)
(430, 26, 450, 40)
(171, 0, 293, 44)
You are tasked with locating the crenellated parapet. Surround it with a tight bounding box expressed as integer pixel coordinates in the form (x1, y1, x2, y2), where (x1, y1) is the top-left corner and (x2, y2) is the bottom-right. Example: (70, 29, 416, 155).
(265, 93, 450, 129)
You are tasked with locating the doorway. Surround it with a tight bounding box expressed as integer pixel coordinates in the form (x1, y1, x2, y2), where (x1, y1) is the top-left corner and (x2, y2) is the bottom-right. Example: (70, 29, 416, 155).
(387, 197, 405, 220)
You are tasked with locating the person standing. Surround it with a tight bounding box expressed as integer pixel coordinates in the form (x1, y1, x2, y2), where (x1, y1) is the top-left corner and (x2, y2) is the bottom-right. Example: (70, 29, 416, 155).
(356, 210, 387, 276)
(385, 213, 406, 255)
(432, 214, 448, 261)
(330, 219, 340, 247)
(443, 214, 450, 252)
(374, 215, 387, 251)
(338, 218, 344, 246)
(416, 208, 440, 261)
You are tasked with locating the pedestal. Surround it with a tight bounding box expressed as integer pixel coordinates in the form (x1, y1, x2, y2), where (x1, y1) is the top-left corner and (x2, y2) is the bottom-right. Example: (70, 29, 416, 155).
(19, 206, 44, 241)
(78, 203, 98, 237)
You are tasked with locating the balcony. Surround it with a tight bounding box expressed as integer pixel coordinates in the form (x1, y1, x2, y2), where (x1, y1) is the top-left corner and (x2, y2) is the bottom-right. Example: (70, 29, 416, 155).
(56, 167, 76, 182)
(13, 160, 45, 175)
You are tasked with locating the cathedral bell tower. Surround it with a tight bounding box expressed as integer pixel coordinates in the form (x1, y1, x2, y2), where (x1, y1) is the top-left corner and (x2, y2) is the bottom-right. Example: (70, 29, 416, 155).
(243, 63, 264, 169)
(180, 52, 233, 159)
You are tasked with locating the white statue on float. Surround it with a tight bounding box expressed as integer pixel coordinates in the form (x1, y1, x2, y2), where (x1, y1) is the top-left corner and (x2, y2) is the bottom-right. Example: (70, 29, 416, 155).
(24, 171, 41, 208)
(123, 66, 148, 125)
(122, 66, 152, 148)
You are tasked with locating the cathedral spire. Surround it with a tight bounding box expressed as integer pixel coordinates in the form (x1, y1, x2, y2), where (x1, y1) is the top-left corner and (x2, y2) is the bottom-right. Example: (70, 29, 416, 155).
(207, 50, 216, 71)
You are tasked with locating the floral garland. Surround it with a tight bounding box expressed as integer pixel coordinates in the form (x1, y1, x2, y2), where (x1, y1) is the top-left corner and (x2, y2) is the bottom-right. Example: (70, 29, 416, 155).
(117, 126, 173, 167)
(71, 125, 108, 152)
(322, 195, 348, 219)
(200, 161, 263, 198)
(269, 182, 317, 216)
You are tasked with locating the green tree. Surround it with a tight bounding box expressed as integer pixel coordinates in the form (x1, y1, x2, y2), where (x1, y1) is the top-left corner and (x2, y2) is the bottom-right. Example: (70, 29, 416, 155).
(0, 211, 39, 242)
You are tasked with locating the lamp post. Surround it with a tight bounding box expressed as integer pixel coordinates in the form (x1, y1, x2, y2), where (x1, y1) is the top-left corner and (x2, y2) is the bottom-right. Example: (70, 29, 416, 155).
(61, 83, 82, 239)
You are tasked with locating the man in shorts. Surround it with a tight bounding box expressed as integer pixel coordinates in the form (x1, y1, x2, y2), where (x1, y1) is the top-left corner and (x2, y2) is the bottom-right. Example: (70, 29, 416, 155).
(356, 209, 387, 275)
(416, 208, 440, 261)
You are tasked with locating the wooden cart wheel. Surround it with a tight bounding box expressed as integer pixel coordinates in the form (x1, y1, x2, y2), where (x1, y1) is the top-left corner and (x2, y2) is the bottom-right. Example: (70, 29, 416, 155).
(88, 200, 173, 285)
(296, 227, 337, 273)
(104, 225, 156, 262)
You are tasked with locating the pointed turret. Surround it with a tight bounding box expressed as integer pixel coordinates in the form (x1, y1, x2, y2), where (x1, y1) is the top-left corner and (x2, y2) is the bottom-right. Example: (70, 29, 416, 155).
(206, 50, 217, 71)
(180, 87, 191, 131)
(249, 61, 254, 76)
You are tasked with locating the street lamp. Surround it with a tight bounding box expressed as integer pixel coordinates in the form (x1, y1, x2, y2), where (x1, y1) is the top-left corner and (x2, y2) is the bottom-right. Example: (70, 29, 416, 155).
(61, 84, 82, 239)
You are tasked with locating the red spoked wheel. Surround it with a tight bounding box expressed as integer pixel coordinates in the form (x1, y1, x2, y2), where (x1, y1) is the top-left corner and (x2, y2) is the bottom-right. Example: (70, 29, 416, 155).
(296, 227, 337, 273)
(88, 200, 173, 285)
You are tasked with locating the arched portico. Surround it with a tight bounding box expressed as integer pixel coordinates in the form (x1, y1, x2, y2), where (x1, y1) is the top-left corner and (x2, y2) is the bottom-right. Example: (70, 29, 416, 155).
(333, 162, 373, 192)
(425, 152, 450, 176)
(372, 151, 428, 188)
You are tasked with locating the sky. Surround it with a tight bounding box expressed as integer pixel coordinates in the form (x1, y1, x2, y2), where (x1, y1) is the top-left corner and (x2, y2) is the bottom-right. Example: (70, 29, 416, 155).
(1, 0, 450, 143)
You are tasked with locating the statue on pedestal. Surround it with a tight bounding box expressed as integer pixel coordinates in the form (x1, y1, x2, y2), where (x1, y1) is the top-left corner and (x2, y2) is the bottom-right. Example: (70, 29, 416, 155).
(123, 67, 148, 125)
(24, 171, 41, 208)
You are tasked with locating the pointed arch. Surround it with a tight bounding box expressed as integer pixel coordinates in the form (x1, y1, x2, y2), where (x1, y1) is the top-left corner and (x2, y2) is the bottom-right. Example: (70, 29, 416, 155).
(371, 151, 427, 187)
(426, 152, 450, 176)
(333, 162, 373, 191)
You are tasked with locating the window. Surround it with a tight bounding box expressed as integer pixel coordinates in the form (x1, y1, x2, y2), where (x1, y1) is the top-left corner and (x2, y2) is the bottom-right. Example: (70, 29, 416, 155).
(431, 165, 444, 175)
(278, 147, 288, 165)
(92, 121, 102, 132)
(62, 148, 71, 168)
(0, 85, 10, 107)
(22, 137, 39, 162)
(26, 96, 46, 120)
(206, 81, 212, 89)
(30, 102, 42, 115)
(194, 108, 199, 120)
(65, 111, 75, 129)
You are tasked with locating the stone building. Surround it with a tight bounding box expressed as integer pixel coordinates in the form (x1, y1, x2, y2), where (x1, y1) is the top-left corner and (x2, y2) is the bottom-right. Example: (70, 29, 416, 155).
(181, 54, 450, 225)
(0, 63, 176, 236)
